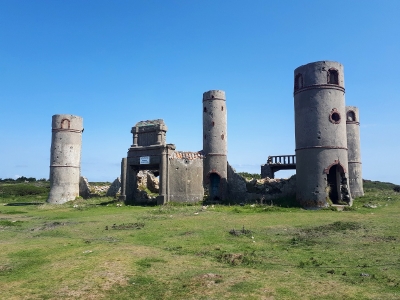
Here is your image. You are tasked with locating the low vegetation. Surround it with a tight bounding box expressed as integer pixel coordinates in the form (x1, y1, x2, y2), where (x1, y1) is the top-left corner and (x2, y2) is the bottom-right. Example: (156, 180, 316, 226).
(237, 172, 261, 180)
(0, 179, 399, 299)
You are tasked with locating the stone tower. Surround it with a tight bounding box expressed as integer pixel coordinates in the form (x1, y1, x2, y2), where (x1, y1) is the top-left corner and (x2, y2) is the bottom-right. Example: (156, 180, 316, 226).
(346, 106, 364, 198)
(202, 90, 227, 200)
(294, 61, 351, 208)
(47, 114, 83, 204)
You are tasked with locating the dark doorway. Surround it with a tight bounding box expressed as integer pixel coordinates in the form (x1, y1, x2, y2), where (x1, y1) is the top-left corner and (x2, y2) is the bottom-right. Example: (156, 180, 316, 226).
(209, 173, 221, 200)
(327, 165, 339, 204)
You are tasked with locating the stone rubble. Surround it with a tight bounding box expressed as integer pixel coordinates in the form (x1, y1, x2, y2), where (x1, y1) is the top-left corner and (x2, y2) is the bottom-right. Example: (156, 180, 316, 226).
(106, 177, 121, 197)
(79, 176, 91, 199)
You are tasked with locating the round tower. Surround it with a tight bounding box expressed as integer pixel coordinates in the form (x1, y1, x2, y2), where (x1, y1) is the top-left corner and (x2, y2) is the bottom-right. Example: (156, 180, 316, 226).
(294, 61, 351, 208)
(47, 114, 83, 204)
(202, 90, 227, 200)
(346, 106, 364, 198)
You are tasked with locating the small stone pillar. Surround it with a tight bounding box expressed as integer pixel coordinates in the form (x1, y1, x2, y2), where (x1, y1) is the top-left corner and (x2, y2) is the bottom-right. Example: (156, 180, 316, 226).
(119, 157, 127, 201)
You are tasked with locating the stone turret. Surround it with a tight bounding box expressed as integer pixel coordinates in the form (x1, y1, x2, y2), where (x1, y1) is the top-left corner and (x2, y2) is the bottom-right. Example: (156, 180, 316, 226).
(346, 106, 364, 198)
(202, 90, 227, 200)
(294, 61, 351, 208)
(47, 114, 83, 204)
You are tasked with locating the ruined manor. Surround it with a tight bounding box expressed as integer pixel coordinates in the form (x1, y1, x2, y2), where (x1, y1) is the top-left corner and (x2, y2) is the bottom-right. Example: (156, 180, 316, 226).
(47, 60, 364, 209)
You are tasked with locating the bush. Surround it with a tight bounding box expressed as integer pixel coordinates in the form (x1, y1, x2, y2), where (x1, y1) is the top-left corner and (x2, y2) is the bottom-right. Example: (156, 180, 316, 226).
(237, 172, 261, 180)
(363, 179, 396, 190)
(0, 184, 49, 197)
(394, 185, 400, 193)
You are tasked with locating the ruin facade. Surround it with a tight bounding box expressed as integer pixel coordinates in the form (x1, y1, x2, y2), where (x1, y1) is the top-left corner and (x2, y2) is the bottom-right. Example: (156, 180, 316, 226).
(48, 61, 362, 208)
(120, 119, 205, 204)
(48, 114, 83, 204)
(119, 90, 230, 204)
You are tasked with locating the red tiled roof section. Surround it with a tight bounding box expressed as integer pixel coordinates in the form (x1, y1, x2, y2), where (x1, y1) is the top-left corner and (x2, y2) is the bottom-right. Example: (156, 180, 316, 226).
(170, 151, 204, 160)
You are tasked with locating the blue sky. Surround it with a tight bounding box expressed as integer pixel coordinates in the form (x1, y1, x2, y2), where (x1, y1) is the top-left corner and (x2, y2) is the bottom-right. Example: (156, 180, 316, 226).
(1, 0, 399, 184)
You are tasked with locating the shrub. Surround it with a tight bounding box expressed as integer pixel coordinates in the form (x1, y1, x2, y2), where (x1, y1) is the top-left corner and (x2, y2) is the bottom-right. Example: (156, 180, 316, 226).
(0, 184, 49, 197)
(237, 172, 261, 180)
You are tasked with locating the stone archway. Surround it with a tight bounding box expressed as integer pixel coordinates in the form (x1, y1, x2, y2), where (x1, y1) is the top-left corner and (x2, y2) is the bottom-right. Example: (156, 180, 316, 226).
(209, 172, 221, 201)
(324, 160, 348, 204)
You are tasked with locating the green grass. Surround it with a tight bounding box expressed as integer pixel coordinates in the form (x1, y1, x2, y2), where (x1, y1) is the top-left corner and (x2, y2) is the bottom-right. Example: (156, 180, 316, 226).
(0, 181, 399, 299)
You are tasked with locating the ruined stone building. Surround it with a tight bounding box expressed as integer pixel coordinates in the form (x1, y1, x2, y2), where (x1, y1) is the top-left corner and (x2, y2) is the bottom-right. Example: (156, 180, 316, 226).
(49, 61, 363, 208)
(119, 62, 363, 208)
(293, 61, 363, 208)
(262, 61, 363, 208)
(120, 90, 229, 205)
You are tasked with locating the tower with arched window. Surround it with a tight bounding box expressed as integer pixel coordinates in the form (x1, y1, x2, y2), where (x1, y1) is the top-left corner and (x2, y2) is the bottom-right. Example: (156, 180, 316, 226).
(346, 106, 364, 198)
(294, 61, 351, 208)
(202, 90, 228, 201)
(48, 114, 83, 204)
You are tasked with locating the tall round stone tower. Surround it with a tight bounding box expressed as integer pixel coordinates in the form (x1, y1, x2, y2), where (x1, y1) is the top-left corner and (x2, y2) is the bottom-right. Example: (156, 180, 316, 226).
(47, 114, 83, 204)
(346, 106, 364, 198)
(294, 61, 351, 208)
(202, 90, 227, 200)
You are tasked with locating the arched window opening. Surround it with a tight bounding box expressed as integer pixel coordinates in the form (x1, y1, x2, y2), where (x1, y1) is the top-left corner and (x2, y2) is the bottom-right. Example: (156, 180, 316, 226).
(60, 119, 70, 129)
(328, 69, 339, 85)
(221, 106, 224, 111)
(294, 73, 303, 90)
(203, 107, 207, 113)
(347, 111, 356, 122)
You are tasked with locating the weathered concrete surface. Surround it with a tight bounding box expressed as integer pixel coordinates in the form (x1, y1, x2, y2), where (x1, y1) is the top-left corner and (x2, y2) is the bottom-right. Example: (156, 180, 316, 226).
(294, 61, 351, 208)
(79, 176, 90, 199)
(48, 114, 83, 204)
(169, 151, 204, 203)
(346, 106, 364, 198)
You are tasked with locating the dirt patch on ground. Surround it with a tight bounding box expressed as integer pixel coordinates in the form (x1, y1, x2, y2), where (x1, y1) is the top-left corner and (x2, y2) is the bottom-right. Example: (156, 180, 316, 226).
(30, 221, 69, 231)
(105, 222, 144, 230)
(54, 261, 129, 299)
(195, 273, 223, 287)
(0, 264, 13, 273)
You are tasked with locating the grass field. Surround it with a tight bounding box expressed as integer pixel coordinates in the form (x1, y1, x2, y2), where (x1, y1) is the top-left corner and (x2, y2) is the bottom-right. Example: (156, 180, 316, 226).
(0, 181, 399, 299)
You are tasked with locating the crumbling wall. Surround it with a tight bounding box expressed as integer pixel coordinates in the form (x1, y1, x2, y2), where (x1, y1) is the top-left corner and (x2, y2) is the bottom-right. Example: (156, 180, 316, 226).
(227, 163, 247, 201)
(244, 175, 296, 203)
(227, 162, 296, 203)
(168, 151, 204, 203)
(79, 176, 91, 199)
(106, 177, 121, 197)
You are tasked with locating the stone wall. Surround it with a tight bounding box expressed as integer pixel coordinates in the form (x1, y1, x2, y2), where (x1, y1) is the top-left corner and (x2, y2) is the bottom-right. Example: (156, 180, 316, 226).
(168, 151, 204, 203)
(227, 163, 296, 203)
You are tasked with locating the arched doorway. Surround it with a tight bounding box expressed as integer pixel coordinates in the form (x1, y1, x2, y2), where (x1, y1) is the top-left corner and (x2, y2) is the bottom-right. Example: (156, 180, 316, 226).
(209, 173, 221, 200)
(326, 163, 345, 204)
